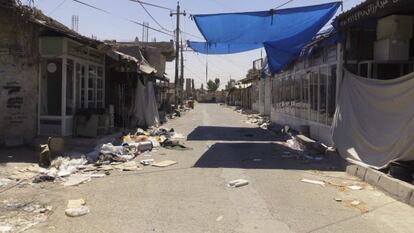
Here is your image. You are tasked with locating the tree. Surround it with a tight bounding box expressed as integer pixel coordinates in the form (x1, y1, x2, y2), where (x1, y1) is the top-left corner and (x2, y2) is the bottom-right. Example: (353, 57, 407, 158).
(246, 68, 260, 79)
(226, 79, 236, 89)
(207, 78, 220, 92)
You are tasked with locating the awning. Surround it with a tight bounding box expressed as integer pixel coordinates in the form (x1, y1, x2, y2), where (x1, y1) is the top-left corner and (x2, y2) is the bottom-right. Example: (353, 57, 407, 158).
(107, 49, 157, 75)
(188, 2, 341, 73)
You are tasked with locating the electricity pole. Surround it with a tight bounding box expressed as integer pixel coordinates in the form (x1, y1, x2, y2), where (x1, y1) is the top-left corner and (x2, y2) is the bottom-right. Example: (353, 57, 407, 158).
(180, 40, 184, 104)
(170, 2, 186, 107)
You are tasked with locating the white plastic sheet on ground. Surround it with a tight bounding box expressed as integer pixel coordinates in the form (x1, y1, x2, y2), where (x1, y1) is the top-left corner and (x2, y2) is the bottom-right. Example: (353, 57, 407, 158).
(130, 79, 160, 127)
(332, 69, 414, 169)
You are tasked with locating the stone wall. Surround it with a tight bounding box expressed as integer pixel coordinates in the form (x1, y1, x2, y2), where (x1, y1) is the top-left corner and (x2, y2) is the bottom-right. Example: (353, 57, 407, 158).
(0, 7, 40, 146)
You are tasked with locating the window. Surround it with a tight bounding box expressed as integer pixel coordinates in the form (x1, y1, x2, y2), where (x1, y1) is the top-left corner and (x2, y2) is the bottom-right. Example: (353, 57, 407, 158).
(66, 59, 74, 115)
(319, 67, 328, 124)
(309, 71, 318, 122)
(301, 74, 309, 120)
(40, 58, 62, 116)
(327, 65, 337, 125)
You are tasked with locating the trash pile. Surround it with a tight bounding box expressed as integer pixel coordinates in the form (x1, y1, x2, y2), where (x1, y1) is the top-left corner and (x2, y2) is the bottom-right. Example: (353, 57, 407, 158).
(245, 114, 271, 130)
(280, 137, 326, 161)
(0, 199, 52, 233)
(167, 106, 192, 120)
(0, 127, 187, 189)
(234, 107, 271, 130)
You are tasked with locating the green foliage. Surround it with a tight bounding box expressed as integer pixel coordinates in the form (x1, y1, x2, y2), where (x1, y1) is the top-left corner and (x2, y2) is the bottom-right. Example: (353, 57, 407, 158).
(207, 78, 220, 91)
(246, 68, 260, 79)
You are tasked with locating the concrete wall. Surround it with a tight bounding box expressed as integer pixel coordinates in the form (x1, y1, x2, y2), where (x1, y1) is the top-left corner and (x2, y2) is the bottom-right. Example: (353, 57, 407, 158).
(257, 79, 265, 115)
(264, 77, 272, 116)
(0, 7, 40, 146)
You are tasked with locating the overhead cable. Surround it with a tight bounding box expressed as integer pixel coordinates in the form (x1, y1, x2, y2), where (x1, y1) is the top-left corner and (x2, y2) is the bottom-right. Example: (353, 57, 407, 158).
(128, 0, 174, 11)
(136, 0, 173, 32)
(273, 0, 296, 9)
(71, 0, 173, 37)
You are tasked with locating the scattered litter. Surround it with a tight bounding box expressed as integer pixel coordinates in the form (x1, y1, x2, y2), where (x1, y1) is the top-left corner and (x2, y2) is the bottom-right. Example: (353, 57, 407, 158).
(334, 197, 342, 202)
(65, 199, 90, 217)
(0, 224, 12, 232)
(286, 138, 304, 151)
(67, 199, 85, 208)
(348, 185, 363, 190)
(301, 179, 325, 187)
(63, 174, 91, 187)
(90, 173, 107, 178)
(351, 200, 361, 206)
(228, 179, 249, 188)
(252, 158, 262, 162)
(140, 159, 155, 166)
(113, 161, 142, 171)
(32, 175, 55, 183)
(0, 178, 12, 187)
(1, 199, 52, 232)
(152, 160, 178, 167)
(216, 216, 224, 222)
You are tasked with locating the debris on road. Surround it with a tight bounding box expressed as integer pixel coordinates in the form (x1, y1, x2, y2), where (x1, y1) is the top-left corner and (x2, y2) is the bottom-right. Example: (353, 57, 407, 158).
(351, 200, 361, 206)
(32, 175, 56, 183)
(63, 174, 91, 187)
(1, 199, 52, 232)
(140, 159, 155, 166)
(228, 179, 249, 188)
(334, 197, 343, 202)
(300, 178, 326, 187)
(65, 199, 90, 217)
(216, 216, 224, 222)
(0, 178, 12, 187)
(152, 160, 178, 167)
(2, 126, 187, 189)
(348, 185, 363, 190)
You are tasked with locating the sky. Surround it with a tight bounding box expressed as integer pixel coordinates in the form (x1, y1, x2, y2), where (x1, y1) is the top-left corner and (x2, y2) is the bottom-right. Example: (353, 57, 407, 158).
(28, 0, 364, 89)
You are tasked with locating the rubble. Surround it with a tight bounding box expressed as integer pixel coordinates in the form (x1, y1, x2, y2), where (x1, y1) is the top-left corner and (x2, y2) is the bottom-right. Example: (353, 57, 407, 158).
(1, 127, 186, 190)
(0, 199, 52, 232)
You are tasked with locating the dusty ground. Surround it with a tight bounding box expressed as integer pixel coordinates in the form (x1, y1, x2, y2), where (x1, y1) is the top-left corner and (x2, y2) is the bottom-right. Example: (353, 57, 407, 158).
(1, 103, 414, 233)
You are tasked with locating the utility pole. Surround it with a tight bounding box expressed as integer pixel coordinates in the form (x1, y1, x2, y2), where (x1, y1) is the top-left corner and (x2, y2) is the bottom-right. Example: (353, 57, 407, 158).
(170, 2, 186, 107)
(180, 40, 184, 104)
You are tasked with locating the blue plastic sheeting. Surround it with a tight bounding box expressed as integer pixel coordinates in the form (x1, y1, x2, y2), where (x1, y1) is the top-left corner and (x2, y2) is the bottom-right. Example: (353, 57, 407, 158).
(188, 41, 262, 54)
(189, 2, 341, 73)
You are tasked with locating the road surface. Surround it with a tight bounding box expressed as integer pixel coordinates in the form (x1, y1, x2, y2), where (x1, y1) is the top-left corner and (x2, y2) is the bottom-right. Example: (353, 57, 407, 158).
(3, 103, 414, 233)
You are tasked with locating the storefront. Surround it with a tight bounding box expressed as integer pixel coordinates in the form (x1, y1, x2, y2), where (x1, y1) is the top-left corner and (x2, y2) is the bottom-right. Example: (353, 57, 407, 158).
(38, 37, 105, 136)
(270, 34, 338, 144)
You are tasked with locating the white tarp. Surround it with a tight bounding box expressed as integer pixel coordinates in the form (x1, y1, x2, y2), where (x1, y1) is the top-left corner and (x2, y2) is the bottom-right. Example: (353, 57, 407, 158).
(130, 79, 160, 128)
(332, 69, 414, 168)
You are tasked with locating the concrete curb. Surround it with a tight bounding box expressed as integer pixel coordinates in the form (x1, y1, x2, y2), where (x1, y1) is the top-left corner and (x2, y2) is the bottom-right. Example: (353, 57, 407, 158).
(346, 163, 414, 207)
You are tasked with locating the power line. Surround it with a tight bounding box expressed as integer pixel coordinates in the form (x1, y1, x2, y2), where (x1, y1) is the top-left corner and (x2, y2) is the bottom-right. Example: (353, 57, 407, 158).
(273, 0, 296, 9)
(71, 0, 173, 37)
(128, 0, 174, 11)
(180, 30, 204, 40)
(136, 0, 173, 32)
(48, 0, 67, 16)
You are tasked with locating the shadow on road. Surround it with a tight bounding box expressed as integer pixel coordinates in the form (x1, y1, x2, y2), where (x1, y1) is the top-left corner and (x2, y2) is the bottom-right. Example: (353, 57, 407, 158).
(0, 147, 38, 165)
(193, 143, 345, 172)
(187, 126, 289, 142)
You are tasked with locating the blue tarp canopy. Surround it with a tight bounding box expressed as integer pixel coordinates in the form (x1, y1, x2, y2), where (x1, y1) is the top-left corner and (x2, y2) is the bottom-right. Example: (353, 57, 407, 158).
(188, 2, 341, 73)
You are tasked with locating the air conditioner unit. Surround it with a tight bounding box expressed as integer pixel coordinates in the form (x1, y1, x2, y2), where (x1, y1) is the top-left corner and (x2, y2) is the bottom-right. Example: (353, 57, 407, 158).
(377, 15, 413, 40)
(374, 38, 410, 61)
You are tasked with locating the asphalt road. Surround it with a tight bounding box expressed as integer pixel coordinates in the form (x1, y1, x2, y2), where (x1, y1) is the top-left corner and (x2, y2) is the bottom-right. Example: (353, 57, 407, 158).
(3, 103, 414, 233)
